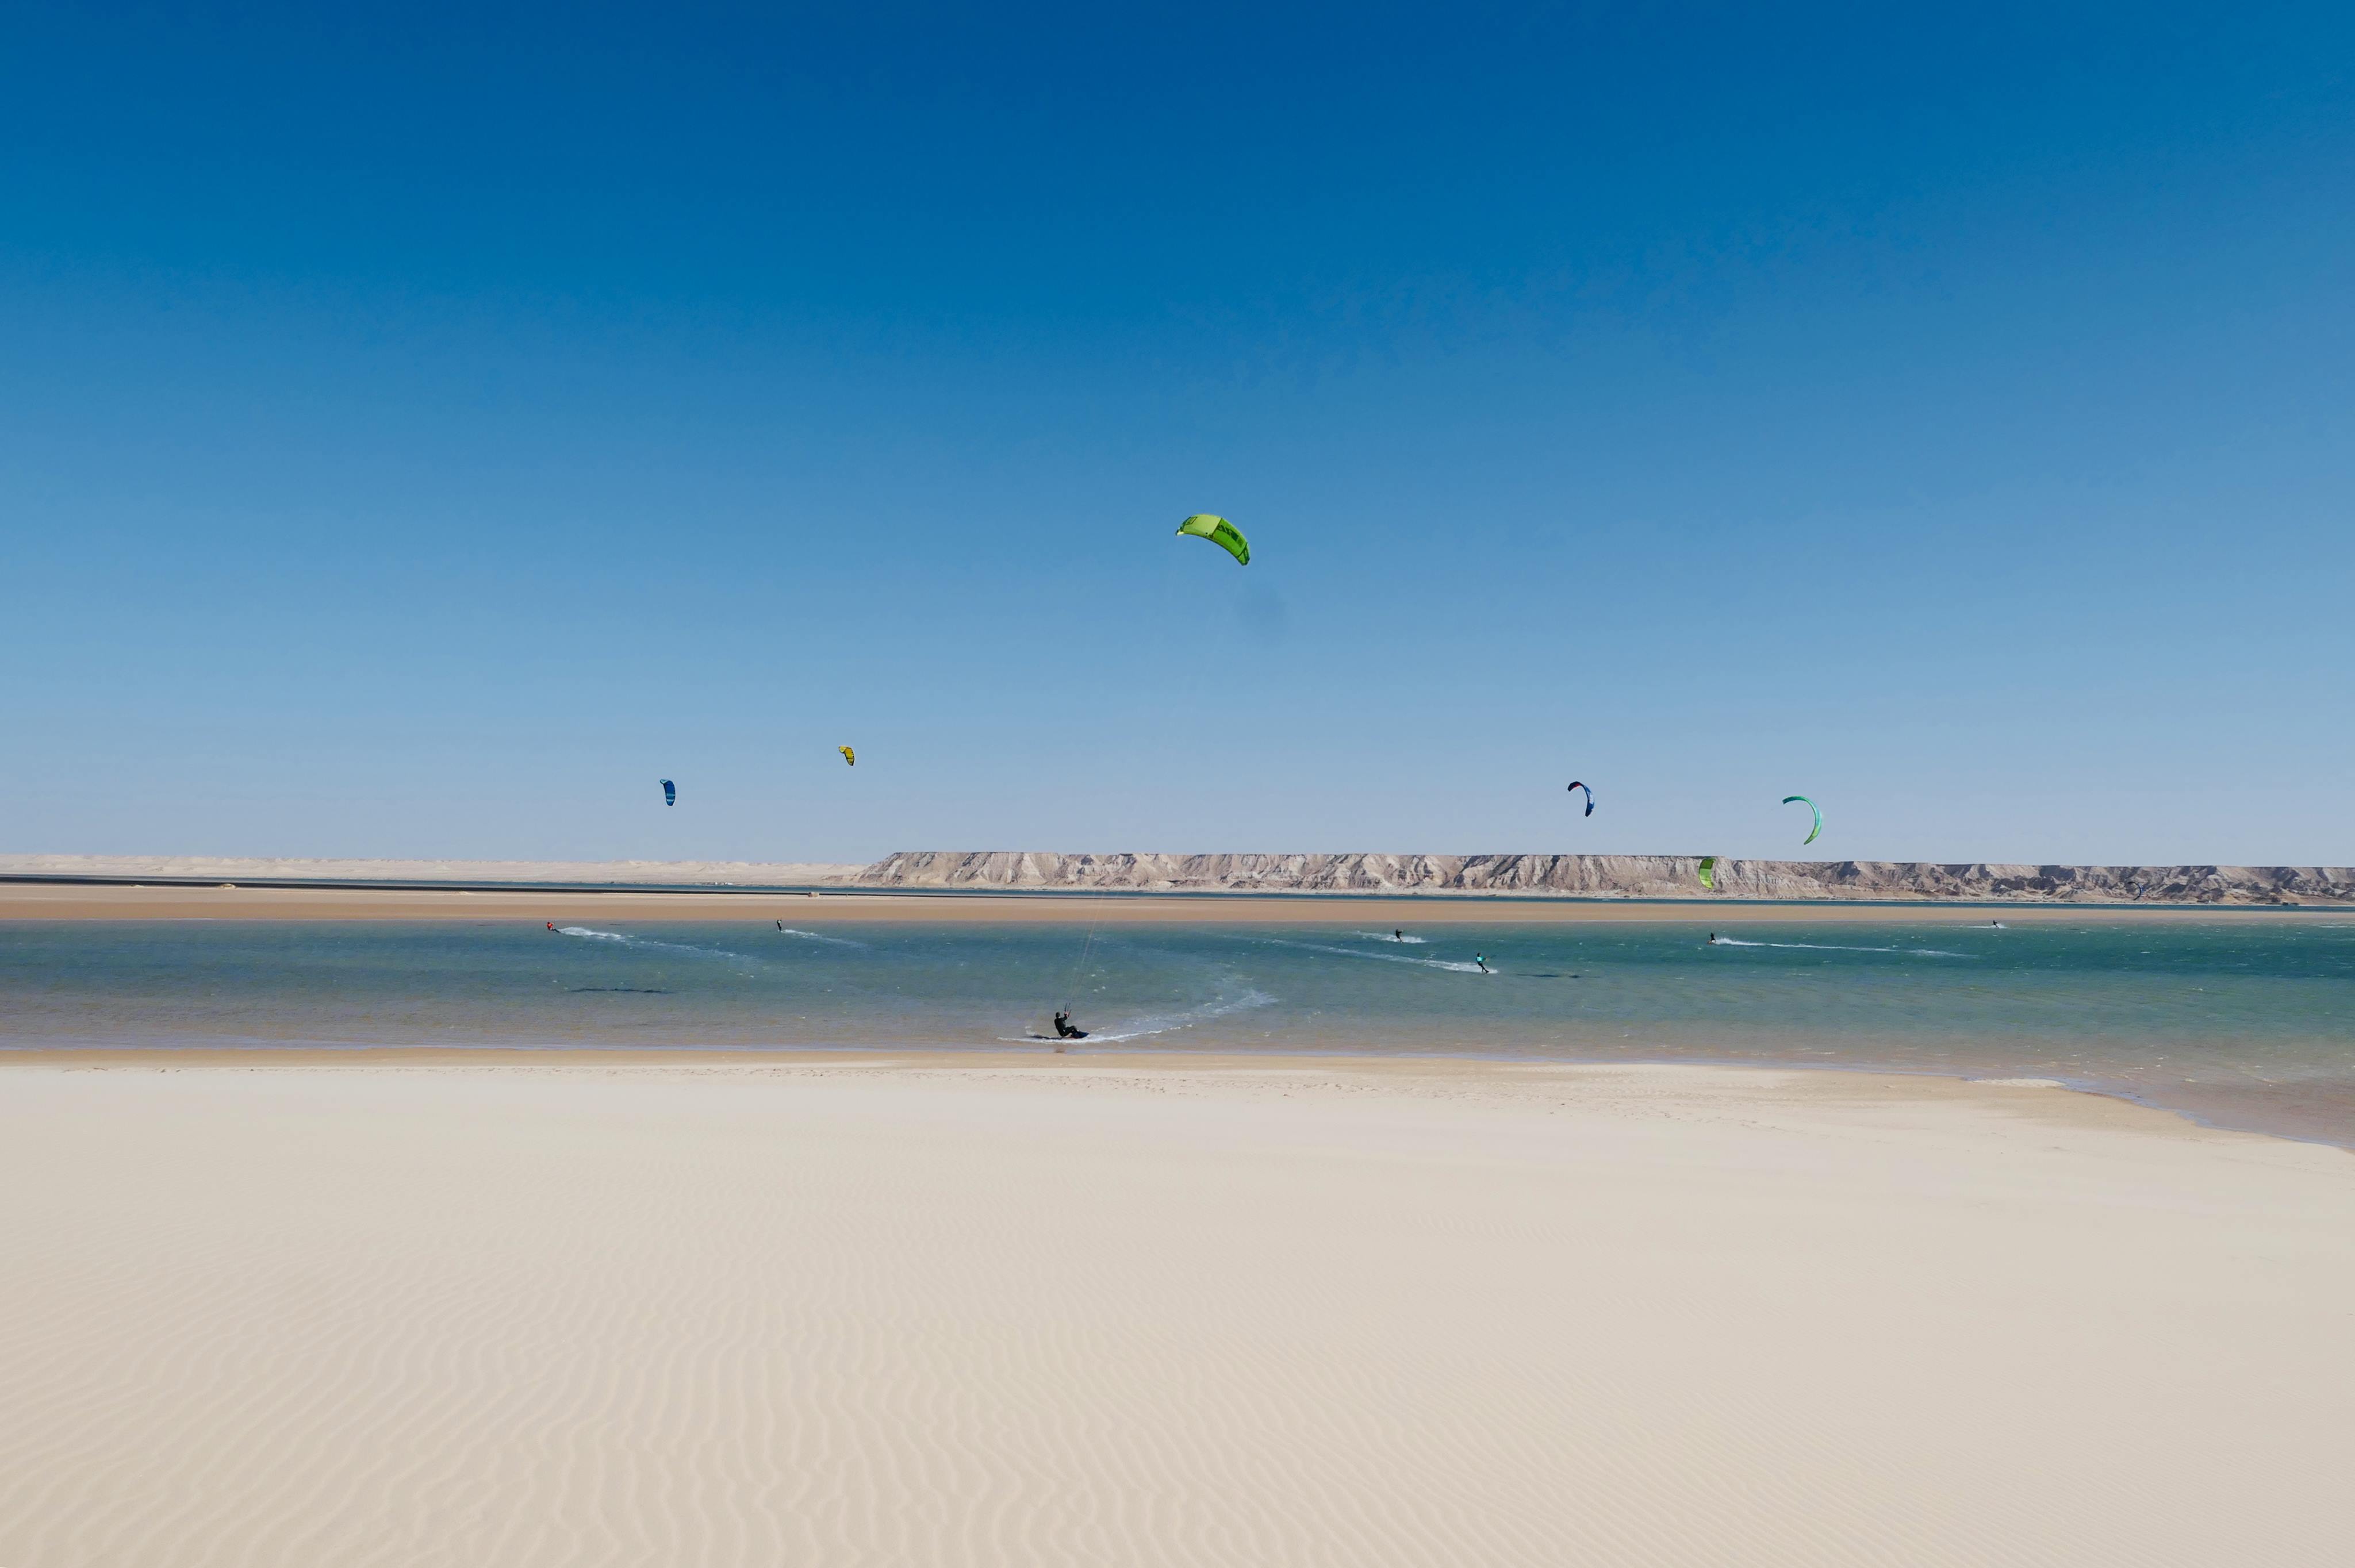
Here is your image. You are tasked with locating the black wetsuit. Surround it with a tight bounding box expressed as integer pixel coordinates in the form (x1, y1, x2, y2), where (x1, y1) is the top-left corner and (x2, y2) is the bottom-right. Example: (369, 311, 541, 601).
(1053, 1011, 1087, 1040)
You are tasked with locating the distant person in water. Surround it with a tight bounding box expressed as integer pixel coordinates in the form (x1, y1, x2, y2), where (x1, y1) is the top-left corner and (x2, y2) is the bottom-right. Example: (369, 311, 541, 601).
(1707, 932, 1718, 944)
(546, 921, 556, 932)
(1053, 1010, 1087, 1040)
(1473, 954, 1490, 974)
(1393, 929, 1405, 941)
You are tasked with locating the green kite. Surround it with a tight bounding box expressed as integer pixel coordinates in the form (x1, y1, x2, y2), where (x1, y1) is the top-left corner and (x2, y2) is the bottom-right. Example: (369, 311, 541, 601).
(1782, 795, 1822, 846)
(1176, 514, 1250, 566)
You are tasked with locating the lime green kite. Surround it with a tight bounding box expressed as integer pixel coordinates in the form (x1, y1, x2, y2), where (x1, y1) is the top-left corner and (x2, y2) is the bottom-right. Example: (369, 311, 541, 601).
(1782, 795, 1822, 846)
(1698, 855, 1719, 890)
(1176, 514, 1249, 566)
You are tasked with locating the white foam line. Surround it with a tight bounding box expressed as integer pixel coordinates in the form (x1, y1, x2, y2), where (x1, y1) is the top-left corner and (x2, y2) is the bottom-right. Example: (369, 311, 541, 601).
(1349, 931, 1428, 944)
(1000, 987, 1278, 1046)
(556, 928, 761, 963)
(1709, 939, 1970, 958)
(1087, 989, 1278, 1042)
(1267, 940, 1494, 974)
(774, 927, 869, 949)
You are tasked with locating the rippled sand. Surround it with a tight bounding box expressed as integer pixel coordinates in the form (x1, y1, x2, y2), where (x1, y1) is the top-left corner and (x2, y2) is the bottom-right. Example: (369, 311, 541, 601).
(2, 1059, 2349, 1566)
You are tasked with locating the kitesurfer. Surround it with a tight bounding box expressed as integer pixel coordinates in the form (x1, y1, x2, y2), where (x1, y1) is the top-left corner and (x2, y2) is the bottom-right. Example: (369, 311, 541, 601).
(547, 921, 557, 932)
(1052, 1010, 1088, 1040)
(1706, 932, 1718, 944)
(1473, 953, 1490, 974)
(1393, 929, 1405, 941)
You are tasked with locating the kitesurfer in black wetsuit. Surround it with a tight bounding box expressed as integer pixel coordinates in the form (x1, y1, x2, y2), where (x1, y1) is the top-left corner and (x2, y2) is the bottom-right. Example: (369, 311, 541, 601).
(1053, 1010, 1087, 1040)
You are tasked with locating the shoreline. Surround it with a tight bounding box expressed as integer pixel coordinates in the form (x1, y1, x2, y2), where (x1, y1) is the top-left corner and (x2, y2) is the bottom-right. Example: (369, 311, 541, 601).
(5, 1047, 2341, 1154)
(5, 880, 2340, 923)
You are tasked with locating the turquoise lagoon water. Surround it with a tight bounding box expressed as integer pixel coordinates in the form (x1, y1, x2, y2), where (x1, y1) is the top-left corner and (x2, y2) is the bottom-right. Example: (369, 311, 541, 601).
(4, 915, 2352, 1144)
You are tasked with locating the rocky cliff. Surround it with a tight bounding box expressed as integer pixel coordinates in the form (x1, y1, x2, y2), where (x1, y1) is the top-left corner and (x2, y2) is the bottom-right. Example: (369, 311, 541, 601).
(855, 851, 2355, 905)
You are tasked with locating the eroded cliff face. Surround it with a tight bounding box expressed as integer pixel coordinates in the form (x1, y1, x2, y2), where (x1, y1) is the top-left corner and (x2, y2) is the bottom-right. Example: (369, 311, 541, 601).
(856, 851, 2355, 904)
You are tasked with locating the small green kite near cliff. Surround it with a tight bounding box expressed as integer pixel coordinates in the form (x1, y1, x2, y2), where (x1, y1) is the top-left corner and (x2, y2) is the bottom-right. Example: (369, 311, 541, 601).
(1175, 514, 1249, 566)
(1698, 856, 1719, 890)
(1783, 795, 1822, 846)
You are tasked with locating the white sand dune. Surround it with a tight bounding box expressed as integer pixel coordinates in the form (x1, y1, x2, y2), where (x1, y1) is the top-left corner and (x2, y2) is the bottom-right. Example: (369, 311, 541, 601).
(1, 1060, 2349, 1566)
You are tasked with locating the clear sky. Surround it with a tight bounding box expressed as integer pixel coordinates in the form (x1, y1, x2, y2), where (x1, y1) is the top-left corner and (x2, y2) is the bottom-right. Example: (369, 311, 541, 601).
(4, 2, 2350, 867)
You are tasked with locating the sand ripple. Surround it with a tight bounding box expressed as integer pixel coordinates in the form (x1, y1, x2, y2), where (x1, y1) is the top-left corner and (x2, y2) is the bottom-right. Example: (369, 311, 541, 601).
(1, 1063, 2350, 1566)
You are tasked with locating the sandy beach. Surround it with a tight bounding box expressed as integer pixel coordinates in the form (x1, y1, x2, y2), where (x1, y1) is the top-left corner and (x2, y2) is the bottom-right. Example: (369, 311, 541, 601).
(2, 1056, 2348, 1567)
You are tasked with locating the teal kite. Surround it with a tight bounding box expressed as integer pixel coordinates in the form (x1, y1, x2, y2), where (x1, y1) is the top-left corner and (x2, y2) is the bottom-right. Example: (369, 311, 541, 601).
(1176, 514, 1249, 566)
(1782, 795, 1822, 847)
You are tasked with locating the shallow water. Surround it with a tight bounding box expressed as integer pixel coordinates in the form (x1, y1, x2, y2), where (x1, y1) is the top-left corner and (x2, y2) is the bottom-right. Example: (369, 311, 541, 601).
(4, 916, 2353, 1144)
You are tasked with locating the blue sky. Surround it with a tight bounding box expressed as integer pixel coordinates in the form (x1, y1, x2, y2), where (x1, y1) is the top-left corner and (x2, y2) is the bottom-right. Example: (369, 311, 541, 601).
(4, 1, 2350, 866)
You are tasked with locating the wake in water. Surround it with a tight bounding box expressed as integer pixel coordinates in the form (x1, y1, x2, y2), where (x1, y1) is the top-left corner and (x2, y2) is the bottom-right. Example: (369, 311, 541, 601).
(555, 928, 761, 964)
(1266, 939, 1494, 974)
(1709, 938, 1970, 958)
(773, 927, 868, 949)
(1351, 931, 1428, 944)
(1086, 987, 1279, 1042)
(1002, 987, 1276, 1045)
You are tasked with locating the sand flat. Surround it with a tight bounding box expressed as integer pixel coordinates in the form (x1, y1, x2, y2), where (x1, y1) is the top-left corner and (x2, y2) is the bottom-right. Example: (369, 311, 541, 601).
(1, 1059, 2349, 1566)
(0, 879, 2304, 923)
